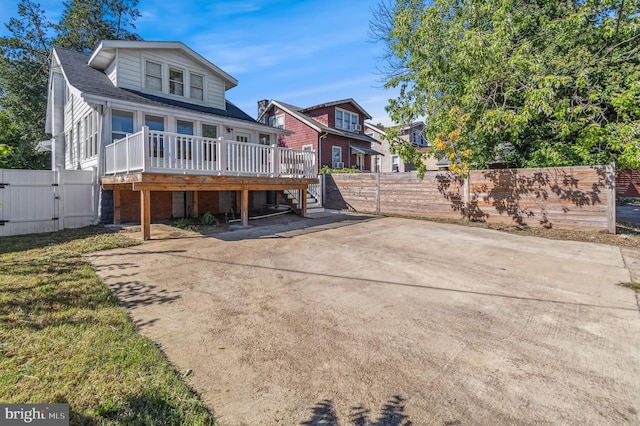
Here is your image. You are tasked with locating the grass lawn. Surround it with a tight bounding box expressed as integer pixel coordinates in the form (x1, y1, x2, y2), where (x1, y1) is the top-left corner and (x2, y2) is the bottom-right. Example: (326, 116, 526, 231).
(0, 226, 217, 425)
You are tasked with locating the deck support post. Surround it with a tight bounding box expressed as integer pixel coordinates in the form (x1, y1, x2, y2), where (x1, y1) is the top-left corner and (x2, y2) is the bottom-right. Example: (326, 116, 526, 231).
(192, 190, 199, 218)
(300, 187, 307, 217)
(241, 188, 249, 226)
(141, 189, 151, 240)
(113, 186, 121, 224)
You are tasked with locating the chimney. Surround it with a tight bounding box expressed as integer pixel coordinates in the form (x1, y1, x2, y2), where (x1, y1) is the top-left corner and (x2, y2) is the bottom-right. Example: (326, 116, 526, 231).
(257, 99, 269, 123)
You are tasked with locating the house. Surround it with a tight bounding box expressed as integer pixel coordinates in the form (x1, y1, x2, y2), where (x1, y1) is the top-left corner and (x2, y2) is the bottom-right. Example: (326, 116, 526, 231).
(257, 99, 382, 172)
(364, 121, 440, 172)
(43, 40, 317, 239)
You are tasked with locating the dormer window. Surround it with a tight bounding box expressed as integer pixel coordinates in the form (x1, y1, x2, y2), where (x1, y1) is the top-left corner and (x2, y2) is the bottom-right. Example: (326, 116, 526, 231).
(169, 68, 184, 96)
(145, 61, 162, 91)
(336, 108, 360, 132)
(190, 73, 204, 101)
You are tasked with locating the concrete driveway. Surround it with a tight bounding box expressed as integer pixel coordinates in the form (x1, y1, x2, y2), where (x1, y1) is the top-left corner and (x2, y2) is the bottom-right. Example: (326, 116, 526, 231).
(89, 214, 640, 425)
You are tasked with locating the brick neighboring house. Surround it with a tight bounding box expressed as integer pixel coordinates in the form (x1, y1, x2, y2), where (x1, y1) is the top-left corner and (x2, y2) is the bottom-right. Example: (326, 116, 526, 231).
(364, 121, 440, 172)
(257, 99, 382, 172)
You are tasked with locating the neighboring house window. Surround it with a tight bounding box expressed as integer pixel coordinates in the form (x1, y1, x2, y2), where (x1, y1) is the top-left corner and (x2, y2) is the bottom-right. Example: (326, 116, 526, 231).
(302, 144, 313, 151)
(335, 108, 359, 131)
(169, 68, 184, 96)
(392, 155, 399, 172)
(236, 134, 249, 143)
(83, 111, 98, 159)
(271, 115, 285, 129)
(332, 146, 342, 168)
(190, 73, 204, 101)
(145, 61, 162, 92)
(112, 110, 133, 142)
(259, 134, 270, 145)
(146, 115, 165, 158)
(375, 156, 381, 173)
(176, 120, 193, 160)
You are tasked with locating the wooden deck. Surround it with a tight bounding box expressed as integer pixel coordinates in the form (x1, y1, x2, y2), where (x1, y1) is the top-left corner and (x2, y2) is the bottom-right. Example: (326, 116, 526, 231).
(102, 173, 318, 240)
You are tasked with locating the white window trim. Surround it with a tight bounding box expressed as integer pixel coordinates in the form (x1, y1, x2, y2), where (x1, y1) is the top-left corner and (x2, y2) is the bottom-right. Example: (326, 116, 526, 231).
(302, 144, 313, 151)
(335, 107, 359, 131)
(332, 146, 343, 168)
(142, 55, 207, 103)
(271, 114, 285, 129)
(144, 60, 163, 93)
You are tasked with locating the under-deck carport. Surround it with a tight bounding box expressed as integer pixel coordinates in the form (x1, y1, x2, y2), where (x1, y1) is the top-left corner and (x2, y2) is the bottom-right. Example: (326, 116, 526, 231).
(102, 173, 317, 240)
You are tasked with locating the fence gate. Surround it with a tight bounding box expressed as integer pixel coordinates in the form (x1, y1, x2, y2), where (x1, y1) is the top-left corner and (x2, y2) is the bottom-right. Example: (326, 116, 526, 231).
(0, 169, 59, 237)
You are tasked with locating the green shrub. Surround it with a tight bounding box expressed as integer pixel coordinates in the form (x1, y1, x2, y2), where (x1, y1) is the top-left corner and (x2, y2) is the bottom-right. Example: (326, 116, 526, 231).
(201, 212, 218, 226)
(173, 218, 198, 232)
(319, 165, 363, 174)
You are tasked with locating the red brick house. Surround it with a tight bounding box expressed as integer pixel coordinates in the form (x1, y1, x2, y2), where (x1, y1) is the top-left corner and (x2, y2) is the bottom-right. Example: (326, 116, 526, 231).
(257, 99, 381, 172)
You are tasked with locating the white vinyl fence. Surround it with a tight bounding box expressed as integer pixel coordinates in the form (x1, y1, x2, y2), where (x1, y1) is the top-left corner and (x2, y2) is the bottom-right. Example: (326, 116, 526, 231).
(0, 169, 96, 237)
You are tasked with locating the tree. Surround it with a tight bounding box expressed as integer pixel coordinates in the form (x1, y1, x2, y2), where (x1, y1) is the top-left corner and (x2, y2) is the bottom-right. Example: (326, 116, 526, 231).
(371, 0, 640, 175)
(0, 0, 142, 169)
(56, 0, 142, 53)
(0, 0, 52, 170)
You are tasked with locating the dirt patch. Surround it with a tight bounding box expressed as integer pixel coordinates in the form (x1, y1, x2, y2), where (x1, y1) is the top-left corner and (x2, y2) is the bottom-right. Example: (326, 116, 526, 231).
(89, 214, 640, 425)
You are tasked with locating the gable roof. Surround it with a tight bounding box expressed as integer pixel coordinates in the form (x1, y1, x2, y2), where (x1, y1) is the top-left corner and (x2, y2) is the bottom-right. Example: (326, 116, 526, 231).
(88, 40, 238, 90)
(52, 46, 266, 127)
(300, 98, 372, 120)
(261, 100, 377, 144)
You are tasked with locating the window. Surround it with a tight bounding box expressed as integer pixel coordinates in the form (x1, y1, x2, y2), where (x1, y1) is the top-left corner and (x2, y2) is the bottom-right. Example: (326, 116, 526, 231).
(259, 134, 271, 145)
(169, 68, 184, 96)
(146, 115, 165, 158)
(202, 124, 217, 139)
(67, 129, 74, 165)
(236, 134, 249, 143)
(332, 146, 342, 168)
(271, 115, 284, 129)
(83, 112, 98, 159)
(145, 61, 162, 91)
(176, 120, 193, 160)
(392, 155, 399, 172)
(190, 73, 204, 101)
(76, 122, 81, 161)
(302, 144, 313, 151)
(335, 108, 359, 131)
(111, 110, 133, 143)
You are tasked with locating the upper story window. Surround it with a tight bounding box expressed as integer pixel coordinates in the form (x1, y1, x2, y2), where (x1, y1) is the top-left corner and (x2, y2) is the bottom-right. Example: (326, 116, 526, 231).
(144, 59, 206, 102)
(336, 108, 360, 132)
(271, 115, 285, 129)
(190, 73, 204, 101)
(169, 68, 184, 96)
(145, 61, 162, 92)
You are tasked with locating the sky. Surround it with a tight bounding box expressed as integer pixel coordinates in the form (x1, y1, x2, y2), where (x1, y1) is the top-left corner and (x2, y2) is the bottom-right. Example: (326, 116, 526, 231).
(0, 0, 400, 126)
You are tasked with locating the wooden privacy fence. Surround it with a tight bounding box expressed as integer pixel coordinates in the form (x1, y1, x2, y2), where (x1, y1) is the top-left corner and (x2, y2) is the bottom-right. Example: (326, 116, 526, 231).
(323, 164, 616, 233)
(0, 169, 96, 237)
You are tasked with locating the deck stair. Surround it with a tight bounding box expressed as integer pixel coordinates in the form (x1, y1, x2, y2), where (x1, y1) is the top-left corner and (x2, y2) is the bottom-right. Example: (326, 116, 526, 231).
(279, 189, 324, 215)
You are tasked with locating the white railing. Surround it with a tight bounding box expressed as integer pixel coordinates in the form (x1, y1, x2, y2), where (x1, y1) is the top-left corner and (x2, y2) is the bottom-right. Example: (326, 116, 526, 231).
(104, 127, 317, 178)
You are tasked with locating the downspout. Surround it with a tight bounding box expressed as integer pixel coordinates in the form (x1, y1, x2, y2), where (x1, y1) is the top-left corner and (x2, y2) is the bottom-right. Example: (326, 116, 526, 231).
(318, 131, 328, 173)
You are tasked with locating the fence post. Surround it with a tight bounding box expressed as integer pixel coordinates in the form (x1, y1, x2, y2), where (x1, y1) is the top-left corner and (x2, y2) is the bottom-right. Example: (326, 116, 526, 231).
(55, 170, 63, 231)
(607, 161, 616, 234)
(463, 175, 470, 220)
(376, 172, 381, 213)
